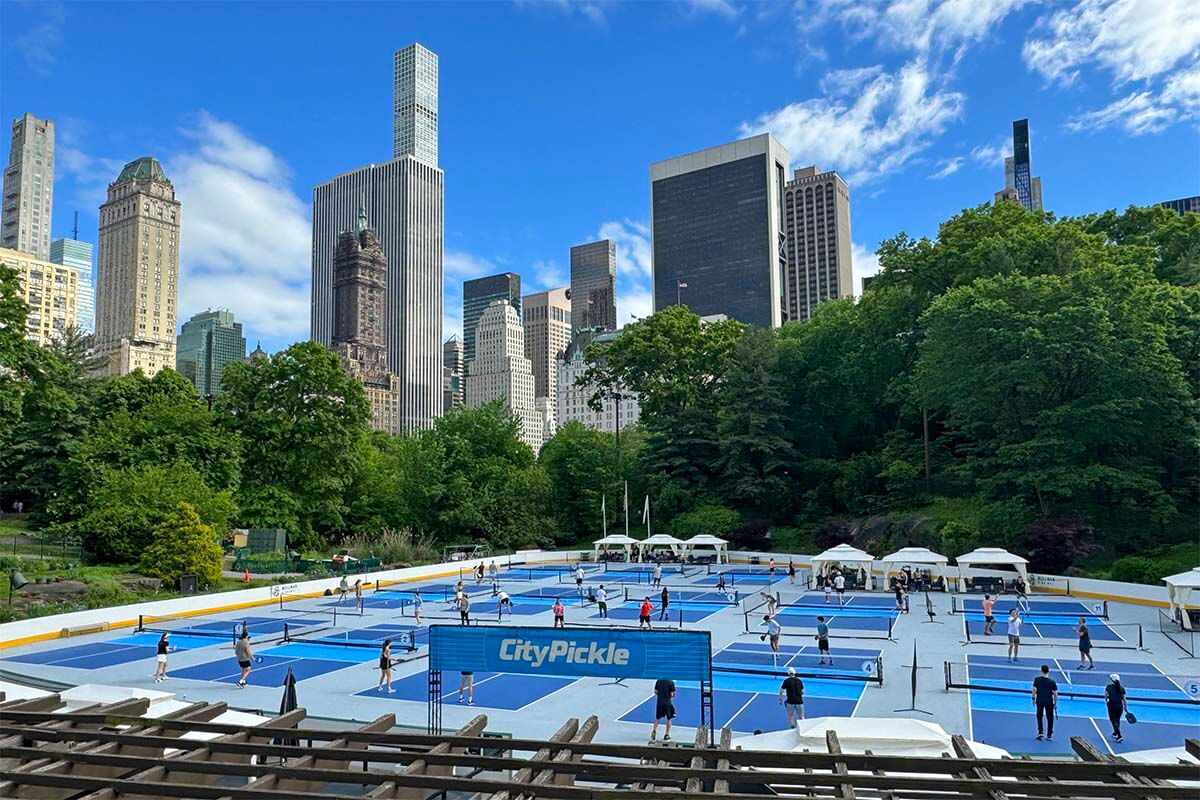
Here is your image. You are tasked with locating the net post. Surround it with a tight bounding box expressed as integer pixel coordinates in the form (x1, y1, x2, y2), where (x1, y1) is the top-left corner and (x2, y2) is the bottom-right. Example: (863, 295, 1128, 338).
(944, 660, 951, 689)
(963, 613, 971, 643)
(332, 604, 337, 627)
(743, 609, 750, 633)
(283, 622, 291, 643)
(1138, 624, 1144, 650)
(400, 599, 408, 617)
(137, 614, 144, 633)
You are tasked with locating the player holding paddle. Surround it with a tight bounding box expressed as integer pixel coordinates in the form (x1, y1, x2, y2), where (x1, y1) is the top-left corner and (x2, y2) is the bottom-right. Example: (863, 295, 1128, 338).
(234, 630, 262, 688)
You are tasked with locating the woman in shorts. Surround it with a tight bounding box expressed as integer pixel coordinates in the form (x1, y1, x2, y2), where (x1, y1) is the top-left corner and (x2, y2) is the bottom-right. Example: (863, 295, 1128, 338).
(1075, 617, 1095, 670)
(234, 631, 254, 688)
(377, 639, 394, 693)
(459, 670, 475, 705)
(411, 590, 424, 626)
(552, 598, 565, 628)
(153, 633, 172, 683)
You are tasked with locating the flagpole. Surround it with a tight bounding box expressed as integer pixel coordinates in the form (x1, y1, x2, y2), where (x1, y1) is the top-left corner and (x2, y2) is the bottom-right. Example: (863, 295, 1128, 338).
(602, 495, 607, 537)
(624, 481, 630, 537)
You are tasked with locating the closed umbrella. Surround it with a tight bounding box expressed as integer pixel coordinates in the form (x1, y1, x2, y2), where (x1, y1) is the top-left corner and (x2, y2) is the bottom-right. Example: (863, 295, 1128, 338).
(273, 667, 300, 750)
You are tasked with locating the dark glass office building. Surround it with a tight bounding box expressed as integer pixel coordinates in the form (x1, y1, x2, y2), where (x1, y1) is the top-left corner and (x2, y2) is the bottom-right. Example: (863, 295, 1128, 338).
(1161, 196, 1199, 214)
(650, 134, 789, 328)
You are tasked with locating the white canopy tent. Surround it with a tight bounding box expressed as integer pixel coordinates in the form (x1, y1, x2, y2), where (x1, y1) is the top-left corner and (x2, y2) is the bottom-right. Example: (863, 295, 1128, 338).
(1164, 567, 1200, 621)
(880, 547, 949, 583)
(593, 534, 638, 561)
(811, 543, 876, 590)
(955, 547, 1028, 579)
(637, 533, 685, 560)
(681, 534, 729, 564)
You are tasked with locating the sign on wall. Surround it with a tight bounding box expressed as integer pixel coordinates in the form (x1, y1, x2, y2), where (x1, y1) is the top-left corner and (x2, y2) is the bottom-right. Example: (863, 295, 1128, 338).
(428, 625, 712, 681)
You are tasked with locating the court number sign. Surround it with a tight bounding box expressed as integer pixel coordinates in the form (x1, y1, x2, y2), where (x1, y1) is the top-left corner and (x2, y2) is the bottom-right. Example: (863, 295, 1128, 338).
(861, 660, 876, 676)
(1185, 680, 1200, 697)
(1091, 602, 1103, 615)
(399, 632, 413, 649)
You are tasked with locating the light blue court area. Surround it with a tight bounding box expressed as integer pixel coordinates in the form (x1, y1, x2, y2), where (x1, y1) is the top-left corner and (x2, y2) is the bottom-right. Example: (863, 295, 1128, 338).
(963, 617, 1134, 644)
(356, 669, 578, 710)
(956, 597, 1106, 617)
(764, 606, 897, 638)
(789, 593, 898, 609)
(619, 642, 875, 734)
(623, 588, 739, 605)
(960, 654, 1200, 756)
(590, 601, 724, 624)
(702, 572, 778, 586)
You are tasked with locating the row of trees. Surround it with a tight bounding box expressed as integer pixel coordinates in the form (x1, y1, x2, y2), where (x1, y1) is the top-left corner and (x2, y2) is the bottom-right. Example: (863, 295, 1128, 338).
(1, 202, 1196, 577)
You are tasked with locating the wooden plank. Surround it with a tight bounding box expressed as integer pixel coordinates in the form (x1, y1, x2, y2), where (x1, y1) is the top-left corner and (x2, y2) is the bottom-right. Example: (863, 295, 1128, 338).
(951, 734, 1007, 800)
(1071, 736, 1166, 800)
(684, 726, 708, 795)
(492, 717, 578, 800)
(825, 730, 855, 800)
(713, 728, 732, 796)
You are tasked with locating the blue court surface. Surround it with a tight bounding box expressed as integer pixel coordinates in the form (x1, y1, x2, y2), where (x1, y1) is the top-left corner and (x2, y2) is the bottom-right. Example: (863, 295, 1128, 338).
(764, 606, 897, 637)
(956, 597, 1107, 617)
(960, 654, 1200, 756)
(787, 593, 899, 609)
(591, 601, 725, 624)
(619, 642, 875, 733)
(963, 616, 1136, 645)
(356, 669, 578, 710)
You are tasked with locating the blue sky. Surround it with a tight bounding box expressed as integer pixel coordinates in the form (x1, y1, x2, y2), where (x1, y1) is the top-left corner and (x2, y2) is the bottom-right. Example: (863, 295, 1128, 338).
(2, 0, 1197, 353)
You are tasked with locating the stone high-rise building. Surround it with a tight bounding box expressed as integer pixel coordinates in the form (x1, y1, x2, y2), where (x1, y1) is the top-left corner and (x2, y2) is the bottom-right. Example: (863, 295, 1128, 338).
(467, 299, 542, 451)
(462, 272, 521, 375)
(569, 239, 616, 331)
(1, 113, 54, 260)
(650, 133, 790, 328)
(94, 157, 181, 377)
(331, 208, 402, 434)
(0, 247, 79, 345)
(443, 334, 464, 412)
(311, 43, 443, 430)
(50, 235, 94, 333)
(176, 309, 247, 397)
(522, 287, 571, 409)
(557, 328, 640, 434)
(782, 166, 852, 322)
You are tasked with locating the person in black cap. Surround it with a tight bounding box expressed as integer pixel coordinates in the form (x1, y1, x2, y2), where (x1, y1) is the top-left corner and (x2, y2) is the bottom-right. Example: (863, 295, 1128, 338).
(1031, 663, 1058, 741)
(1105, 673, 1128, 743)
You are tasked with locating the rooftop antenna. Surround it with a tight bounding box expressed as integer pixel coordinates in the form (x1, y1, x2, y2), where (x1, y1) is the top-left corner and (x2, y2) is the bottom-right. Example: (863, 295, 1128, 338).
(72, 211, 79, 241)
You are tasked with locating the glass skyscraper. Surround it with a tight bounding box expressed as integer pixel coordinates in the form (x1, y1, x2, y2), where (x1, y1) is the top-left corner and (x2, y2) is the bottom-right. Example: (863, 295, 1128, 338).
(176, 309, 246, 397)
(462, 272, 521, 370)
(50, 237, 94, 333)
(394, 43, 438, 166)
(569, 239, 616, 331)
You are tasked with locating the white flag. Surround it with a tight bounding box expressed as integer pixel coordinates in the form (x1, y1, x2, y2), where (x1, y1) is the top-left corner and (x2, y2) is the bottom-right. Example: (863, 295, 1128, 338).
(601, 495, 607, 534)
(642, 495, 650, 524)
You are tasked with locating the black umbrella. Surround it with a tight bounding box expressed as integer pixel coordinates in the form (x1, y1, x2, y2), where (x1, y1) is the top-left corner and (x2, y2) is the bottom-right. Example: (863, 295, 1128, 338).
(273, 667, 300, 749)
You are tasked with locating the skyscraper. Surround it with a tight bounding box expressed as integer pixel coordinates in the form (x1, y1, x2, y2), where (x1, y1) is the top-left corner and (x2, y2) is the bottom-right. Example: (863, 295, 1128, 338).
(311, 43, 443, 430)
(330, 208, 401, 434)
(0, 247, 78, 345)
(462, 272, 521, 371)
(522, 287, 571, 408)
(557, 328, 641, 434)
(443, 334, 464, 412)
(782, 166, 853, 322)
(94, 157, 181, 377)
(467, 299, 542, 451)
(569, 240, 616, 331)
(393, 43, 439, 166)
(1, 113, 55, 259)
(1161, 196, 1200, 214)
(176, 309, 247, 397)
(50, 234, 94, 333)
(995, 119, 1043, 211)
(650, 133, 790, 328)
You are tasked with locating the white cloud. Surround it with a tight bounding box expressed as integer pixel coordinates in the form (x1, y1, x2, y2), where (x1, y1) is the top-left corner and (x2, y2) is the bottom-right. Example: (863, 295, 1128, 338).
(819, 66, 886, 97)
(530, 259, 567, 290)
(169, 112, 312, 340)
(444, 249, 498, 282)
(1023, 0, 1200, 86)
(619, 282, 654, 326)
(970, 138, 1011, 166)
(1065, 90, 1177, 134)
(740, 61, 964, 184)
(516, 0, 613, 25)
(11, 1, 64, 75)
(597, 219, 652, 279)
(929, 157, 964, 179)
(851, 242, 882, 297)
(688, 0, 741, 18)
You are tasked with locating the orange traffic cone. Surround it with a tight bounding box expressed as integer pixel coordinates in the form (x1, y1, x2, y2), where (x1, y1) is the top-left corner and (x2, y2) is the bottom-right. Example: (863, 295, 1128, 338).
(244, 568, 251, 584)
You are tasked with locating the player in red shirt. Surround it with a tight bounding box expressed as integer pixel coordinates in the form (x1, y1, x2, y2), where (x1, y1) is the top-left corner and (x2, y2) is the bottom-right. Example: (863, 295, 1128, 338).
(639, 598, 653, 629)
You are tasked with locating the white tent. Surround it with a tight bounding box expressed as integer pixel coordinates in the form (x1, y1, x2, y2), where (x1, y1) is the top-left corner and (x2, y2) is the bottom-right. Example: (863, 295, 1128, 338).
(880, 547, 949, 583)
(1164, 567, 1200, 621)
(637, 533, 685, 559)
(733, 717, 1010, 760)
(811, 543, 876, 589)
(955, 547, 1028, 578)
(593, 534, 638, 561)
(681, 534, 729, 564)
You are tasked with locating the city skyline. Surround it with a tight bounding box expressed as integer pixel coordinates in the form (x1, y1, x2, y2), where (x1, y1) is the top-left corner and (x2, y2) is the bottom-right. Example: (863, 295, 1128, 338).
(1, 2, 1197, 355)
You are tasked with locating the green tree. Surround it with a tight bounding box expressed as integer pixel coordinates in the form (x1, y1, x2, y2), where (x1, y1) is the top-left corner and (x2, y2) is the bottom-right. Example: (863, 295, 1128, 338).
(139, 502, 224, 588)
(218, 342, 371, 548)
(540, 421, 618, 539)
(670, 504, 740, 539)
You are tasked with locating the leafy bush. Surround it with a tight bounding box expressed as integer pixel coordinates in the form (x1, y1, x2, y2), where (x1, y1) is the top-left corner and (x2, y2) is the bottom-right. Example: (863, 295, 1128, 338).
(305, 563, 332, 579)
(1020, 516, 1098, 574)
(1109, 555, 1192, 586)
(341, 527, 439, 566)
(670, 504, 741, 539)
(138, 502, 223, 588)
(939, 521, 980, 559)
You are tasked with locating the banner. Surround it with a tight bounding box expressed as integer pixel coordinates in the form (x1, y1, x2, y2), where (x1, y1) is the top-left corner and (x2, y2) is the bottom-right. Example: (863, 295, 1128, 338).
(429, 625, 711, 681)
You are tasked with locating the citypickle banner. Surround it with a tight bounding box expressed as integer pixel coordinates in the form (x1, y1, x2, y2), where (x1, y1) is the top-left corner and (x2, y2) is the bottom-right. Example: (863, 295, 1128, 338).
(428, 624, 712, 681)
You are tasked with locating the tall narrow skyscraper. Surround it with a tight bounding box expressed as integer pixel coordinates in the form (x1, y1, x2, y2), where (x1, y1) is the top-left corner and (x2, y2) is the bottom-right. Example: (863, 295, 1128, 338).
(650, 133, 790, 328)
(394, 43, 438, 166)
(782, 166, 852, 322)
(467, 299, 542, 452)
(176, 309, 247, 397)
(462, 272, 521, 371)
(443, 334, 464, 412)
(94, 157, 181, 377)
(311, 42, 444, 430)
(1, 113, 55, 259)
(50, 234, 94, 333)
(331, 208, 401, 434)
(569, 240, 616, 331)
(523, 287, 571, 408)
(995, 119, 1043, 211)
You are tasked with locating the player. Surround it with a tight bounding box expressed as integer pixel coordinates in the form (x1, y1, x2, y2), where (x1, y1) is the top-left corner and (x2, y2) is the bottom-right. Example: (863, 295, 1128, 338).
(768, 557, 777, 582)
(153, 632, 173, 683)
(981, 594, 997, 636)
(779, 667, 805, 728)
(552, 597, 566, 628)
(1104, 674, 1127, 743)
(814, 616, 831, 665)
(458, 670, 475, 705)
(833, 571, 846, 605)
(760, 590, 779, 616)
(652, 562, 663, 588)
(336, 575, 350, 604)
(377, 639, 395, 693)
(1014, 577, 1030, 612)
(596, 585, 608, 619)
(1006, 608, 1023, 662)
(1032, 663, 1058, 741)
(639, 597, 653, 630)
(659, 586, 670, 621)
(575, 565, 585, 595)
(458, 593, 471, 626)
(234, 630, 256, 688)
(650, 678, 675, 742)
(716, 571, 727, 593)
(823, 577, 832, 604)
(488, 560, 499, 582)
(411, 590, 424, 626)
(497, 589, 512, 619)
(761, 612, 782, 665)
(353, 579, 363, 610)
(1075, 617, 1094, 670)
(893, 578, 905, 612)
(787, 560, 797, 586)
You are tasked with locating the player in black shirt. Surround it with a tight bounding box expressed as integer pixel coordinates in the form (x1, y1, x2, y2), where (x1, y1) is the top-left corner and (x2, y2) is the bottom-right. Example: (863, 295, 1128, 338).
(651, 678, 675, 742)
(1105, 674, 1128, 743)
(1031, 663, 1058, 741)
(779, 667, 805, 728)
